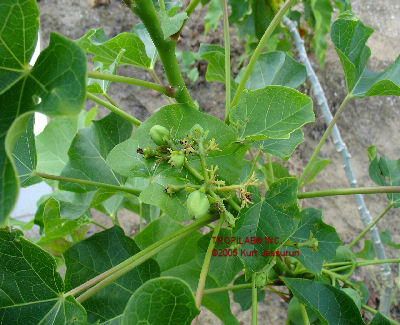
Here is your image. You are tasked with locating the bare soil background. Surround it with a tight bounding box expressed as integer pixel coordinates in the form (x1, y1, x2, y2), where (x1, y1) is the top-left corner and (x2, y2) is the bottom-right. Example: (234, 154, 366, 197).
(36, 0, 400, 323)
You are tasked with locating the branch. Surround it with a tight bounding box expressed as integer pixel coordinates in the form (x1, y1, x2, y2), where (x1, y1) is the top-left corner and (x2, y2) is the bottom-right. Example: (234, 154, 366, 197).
(86, 92, 142, 126)
(282, 16, 393, 314)
(126, 0, 195, 106)
(36, 172, 141, 196)
(87, 71, 173, 97)
(222, 0, 231, 123)
(229, 0, 296, 109)
(192, 216, 224, 325)
(297, 186, 400, 199)
(65, 213, 216, 301)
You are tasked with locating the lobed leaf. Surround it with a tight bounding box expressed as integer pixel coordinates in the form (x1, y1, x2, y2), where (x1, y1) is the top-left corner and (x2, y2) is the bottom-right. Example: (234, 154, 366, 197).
(331, 12, 400, 97)
(77, 28, 150, 69)
(60, 113, 133, 193)
(282, 208, 342, 274)
(230, 86, 314, 142)
(64, 226, 160, 323)
(233, 178, 300, 271)
(283, 277, 365, 325)
(0, 228, 88, 324)
(122, 277, 199, 325)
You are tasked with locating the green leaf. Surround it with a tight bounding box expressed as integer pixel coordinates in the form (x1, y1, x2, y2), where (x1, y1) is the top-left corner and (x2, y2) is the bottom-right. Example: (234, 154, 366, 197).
(201, 50, 226, 83)
(287, 296, 319, 325)
(283, 208, 342, 274)
(333, 0, 351, 12)
(36, 111, 89, 176)
(107, 104, 245, 219)
(228, 0, 250, 24)
(380, 230, 400, 250)
(77, 28, 150, 69)
(261, 161, 290, 185)
(87, 51, 123, 95)
(282, 277, 366, 325)
(159, 7, 188, 39)
(311, 0, 333, 66)
(253, 128, 304, 161)
(135, 215, 202, 272)
(300, 157, 331, 188)
(230, 86, 314, 141)
(204, 0, 222, 34)
(163, 260, 239, 325)
(122, 277, 199, 325)
(233, 178, 300, 271)
(1, 31, 86, 224)
(367, 146, 400, 207)
(34, 191, 94, 251)
(253, 0, 275, 40)
(0, 228, 88, 324)
(232, 274, 265, 311)
(11, 114, 40, 186)
(370, 312, 391, 325)
(132, 23, 158, 68)
(64, 226, 160, 323)
(196, 229, 243, 286)
(331, 12, 400, 97)
(0, 0, 39, 94)
(235, 52, 307, 90)
(355, 239, 376, 260)
(60, 113, 133, 192)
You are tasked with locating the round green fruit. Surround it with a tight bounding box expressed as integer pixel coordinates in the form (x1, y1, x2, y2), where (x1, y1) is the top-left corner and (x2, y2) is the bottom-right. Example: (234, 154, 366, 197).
(187, 190, 210, 218)
(169, 151, 185, 169)
(149, 125, 169, 145)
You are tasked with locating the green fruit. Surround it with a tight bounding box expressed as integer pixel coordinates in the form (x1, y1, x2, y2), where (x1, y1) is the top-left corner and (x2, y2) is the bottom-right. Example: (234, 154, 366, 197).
(342, 288, 361, 310)
(149, 125, 169, 145)
(169, 151, 185, 169)
(187, 190, 210, 218)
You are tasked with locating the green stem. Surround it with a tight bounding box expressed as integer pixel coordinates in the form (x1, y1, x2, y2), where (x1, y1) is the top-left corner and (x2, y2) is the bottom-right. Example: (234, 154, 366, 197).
(252, 273, 257, 325)
(185, 0, 200, 17)
(198, 140, 209, 183)
(139, 201, 143, 232)
(69, 214, 215, 301)
(86, 92, 141, 126)
(299, 95, 351, 187)
(203, 283, 253, 295)
(87, 71, 172, 97)
(249, 148, 261, 179)
(348, 202, 394, 249)
(222, 0, 231, 123)
(297, 186, 400, 199)
(324, 259, 400, 269)
(158, 0, 165, 11)
(322, 268, 356, 288)
(103, 93, 119, 107)
(229, 0, 295, 109)
(184, 158, 204, 181)
(214, 184, 242, 192)
(267, 153, 274, 183)
(362, 304, 400, 325)
(194, 216, 224, 308)
(299, 303, 310, 325)
(90, 220, 107, 230)
(131, 0, 195, 106)
(36, 172, 141, 196)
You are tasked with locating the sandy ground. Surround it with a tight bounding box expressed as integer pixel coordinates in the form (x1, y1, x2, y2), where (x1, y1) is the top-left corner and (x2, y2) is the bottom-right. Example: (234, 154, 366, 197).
(36, 0, 400, 323)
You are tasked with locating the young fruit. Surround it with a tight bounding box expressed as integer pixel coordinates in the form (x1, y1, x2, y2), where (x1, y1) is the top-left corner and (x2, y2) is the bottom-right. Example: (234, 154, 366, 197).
(168, 151, 185, 169)
(187, 190, 210, 218)
(149, 125, 169, 145)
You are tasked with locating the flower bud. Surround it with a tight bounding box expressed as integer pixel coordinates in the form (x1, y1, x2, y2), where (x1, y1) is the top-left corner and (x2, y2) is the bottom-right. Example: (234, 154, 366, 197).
(149, 125, 169, 146)
(187, 190, 210, 218)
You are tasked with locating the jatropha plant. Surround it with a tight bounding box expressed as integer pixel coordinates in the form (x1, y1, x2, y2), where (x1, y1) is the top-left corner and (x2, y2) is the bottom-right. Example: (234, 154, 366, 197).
(1, 0, 400, 324)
